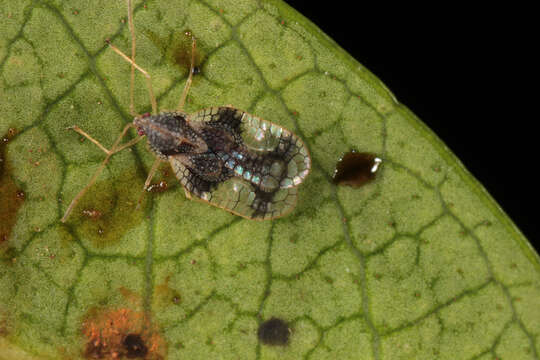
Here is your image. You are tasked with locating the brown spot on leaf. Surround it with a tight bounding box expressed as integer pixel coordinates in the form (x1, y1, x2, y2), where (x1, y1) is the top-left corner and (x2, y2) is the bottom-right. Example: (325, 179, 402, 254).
(0, 311, 10, 338)
(143, 29, 204, 76)
(118, 287, 142, 307)
(64, 168, 150, 248)
(1, 128, 25, 250)
(155, 275, 181, 307)
(82, 308, 166, 359)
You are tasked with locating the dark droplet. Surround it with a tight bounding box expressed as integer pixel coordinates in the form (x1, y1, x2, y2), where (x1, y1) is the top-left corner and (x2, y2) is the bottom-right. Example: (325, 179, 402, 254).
(147, 180, 168, 193)
(257, 317, 290, 346)
(333, 151, 382, 188)
(82, 209, 102, 220)
(123, 333, 148, 358)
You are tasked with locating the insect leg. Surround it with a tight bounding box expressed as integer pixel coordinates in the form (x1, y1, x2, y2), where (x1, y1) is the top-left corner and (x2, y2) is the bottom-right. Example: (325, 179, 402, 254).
(68, 126, 111, 154)
(60, 123, 140, 223)
(183, 187, 192, 200)
(113, 135, 144, 154)
(67, 124, 143, 155)
(107, 41, 158, 115)
(177, 35, 197, 111)
(135, 158, 163, 209)
(143, 158, 162, 190)
(127, 0, 136, 117)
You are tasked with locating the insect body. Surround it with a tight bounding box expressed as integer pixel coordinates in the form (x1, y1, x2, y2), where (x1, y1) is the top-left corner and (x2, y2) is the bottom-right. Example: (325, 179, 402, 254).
(136, 107, 310, 219)
(60, 0, 310, 222)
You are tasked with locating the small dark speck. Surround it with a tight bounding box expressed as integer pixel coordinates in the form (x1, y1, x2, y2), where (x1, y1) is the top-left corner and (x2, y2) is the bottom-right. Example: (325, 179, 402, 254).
(258, 317, 290, 346)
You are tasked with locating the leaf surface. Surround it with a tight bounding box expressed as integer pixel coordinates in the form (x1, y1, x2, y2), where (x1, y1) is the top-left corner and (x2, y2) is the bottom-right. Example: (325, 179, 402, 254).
(1, 0, 539, 359)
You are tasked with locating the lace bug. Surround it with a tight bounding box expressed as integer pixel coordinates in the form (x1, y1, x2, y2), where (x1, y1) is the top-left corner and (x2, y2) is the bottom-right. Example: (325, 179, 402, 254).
(60, 0, 310, 222)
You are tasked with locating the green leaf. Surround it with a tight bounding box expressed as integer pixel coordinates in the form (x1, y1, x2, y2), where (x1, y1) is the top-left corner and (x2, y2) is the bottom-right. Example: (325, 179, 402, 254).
(1, 0, 539, 359)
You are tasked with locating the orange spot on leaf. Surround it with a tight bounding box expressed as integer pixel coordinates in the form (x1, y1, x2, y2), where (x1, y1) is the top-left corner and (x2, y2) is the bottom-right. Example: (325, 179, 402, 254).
(82, 308, 166, 359)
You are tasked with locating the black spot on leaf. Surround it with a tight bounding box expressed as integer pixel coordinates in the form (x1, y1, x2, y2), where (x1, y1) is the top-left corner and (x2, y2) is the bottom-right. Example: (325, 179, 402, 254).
(123, 333, 148, 358)
(257, 317, 290, 346)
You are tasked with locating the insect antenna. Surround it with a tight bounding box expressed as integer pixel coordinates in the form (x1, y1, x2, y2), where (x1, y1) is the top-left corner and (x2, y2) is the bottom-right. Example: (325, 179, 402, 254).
(177, 34, 197, 111)
(127, 0, 137, 117)
(107, 40, 158, 115)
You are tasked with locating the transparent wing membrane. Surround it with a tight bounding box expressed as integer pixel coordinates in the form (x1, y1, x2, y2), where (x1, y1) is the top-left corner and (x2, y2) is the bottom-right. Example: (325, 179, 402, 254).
(170, 106, 311, 219)
(170, 158, 299, 219)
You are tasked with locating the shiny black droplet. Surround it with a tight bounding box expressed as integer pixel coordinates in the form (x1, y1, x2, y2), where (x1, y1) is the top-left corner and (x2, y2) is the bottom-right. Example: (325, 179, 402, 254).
(123, 333, 148, 358)
(257, 317, 290, 346)
(333, 151, 382, 188)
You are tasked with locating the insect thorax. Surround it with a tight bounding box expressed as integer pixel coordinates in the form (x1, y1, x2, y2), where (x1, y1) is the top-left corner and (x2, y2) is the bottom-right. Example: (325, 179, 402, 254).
(134, 112, 205, 160)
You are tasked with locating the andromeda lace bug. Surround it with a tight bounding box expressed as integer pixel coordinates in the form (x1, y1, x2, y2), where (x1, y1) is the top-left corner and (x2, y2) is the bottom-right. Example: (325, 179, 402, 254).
(60, 0, 311, 222)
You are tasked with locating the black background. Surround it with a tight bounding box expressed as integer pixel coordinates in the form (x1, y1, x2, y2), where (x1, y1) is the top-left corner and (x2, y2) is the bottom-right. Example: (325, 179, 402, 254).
(283, 2, 537, 250)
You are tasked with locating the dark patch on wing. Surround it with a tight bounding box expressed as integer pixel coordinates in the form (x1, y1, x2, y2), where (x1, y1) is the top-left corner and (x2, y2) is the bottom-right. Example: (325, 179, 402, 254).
(251, 186, 279, 219)
(207, 107, 243, 134)
(175, 154, 234, 195)
(199, 108, 244, 153)
(273, 132, 299, 162)
(189, 153, 227, 181)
